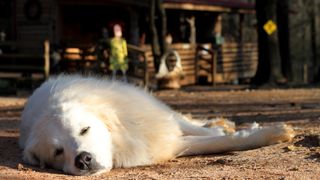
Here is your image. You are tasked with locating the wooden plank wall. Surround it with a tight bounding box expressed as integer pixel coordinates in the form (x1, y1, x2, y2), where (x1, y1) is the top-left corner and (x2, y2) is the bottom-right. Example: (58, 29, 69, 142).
(15, 0, 53, 53)
(140, 43, 197, 86)
(197, 43, 258, 83)
(171, 43, 197, 85)
(140, 42, 258, 86)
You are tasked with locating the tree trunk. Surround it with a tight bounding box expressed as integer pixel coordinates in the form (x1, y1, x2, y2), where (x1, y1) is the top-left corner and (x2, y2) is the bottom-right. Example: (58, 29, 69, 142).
(264, 0, 285, 83)
(157, 0, 168, 55)
(149, 0, 168, 72)
(277, 0, 291, 81)
(254, 0, 285, 85)
(309, 1, 318, 82)
(149, 0, 161, 71)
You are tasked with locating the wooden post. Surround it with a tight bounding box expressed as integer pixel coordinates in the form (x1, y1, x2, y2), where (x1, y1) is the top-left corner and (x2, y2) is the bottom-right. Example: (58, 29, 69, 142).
(239, 13, 244, 43)
(44, 40, 50, 79)
(187, 16, 196, 45)
(212, 15, 222, 86)
(212, 50, 217, 86)
(143, 53, 149, 88)
(213, 15, 222, 38)
(303, 63, 308, 84)
(195, 46, 199, 84)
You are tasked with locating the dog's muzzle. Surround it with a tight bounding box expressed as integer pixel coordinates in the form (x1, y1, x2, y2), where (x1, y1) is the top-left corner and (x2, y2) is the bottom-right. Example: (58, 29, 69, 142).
(74, 151, 92, 170)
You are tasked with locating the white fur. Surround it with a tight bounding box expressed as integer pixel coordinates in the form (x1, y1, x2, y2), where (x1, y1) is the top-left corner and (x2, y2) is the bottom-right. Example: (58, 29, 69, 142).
(19, 75, 294, 175)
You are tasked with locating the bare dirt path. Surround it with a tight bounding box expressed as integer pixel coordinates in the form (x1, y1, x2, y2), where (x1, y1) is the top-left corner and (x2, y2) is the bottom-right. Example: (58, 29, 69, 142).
(0, 88, 320, 179)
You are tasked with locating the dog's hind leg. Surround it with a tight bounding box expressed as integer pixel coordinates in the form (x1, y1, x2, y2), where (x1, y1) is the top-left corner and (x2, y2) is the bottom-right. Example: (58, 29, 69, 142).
(174, 116, 225, 137)
(173, 114, 234, 137)
(175, 123, 294, 156)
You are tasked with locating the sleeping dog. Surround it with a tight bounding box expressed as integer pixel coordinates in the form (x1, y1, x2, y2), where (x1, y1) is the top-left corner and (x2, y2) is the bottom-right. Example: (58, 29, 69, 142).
(19, 75, 294, 175)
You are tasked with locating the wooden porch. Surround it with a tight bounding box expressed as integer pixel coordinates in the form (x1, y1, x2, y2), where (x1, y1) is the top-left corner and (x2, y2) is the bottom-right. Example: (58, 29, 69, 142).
(126, 42, 258, 87)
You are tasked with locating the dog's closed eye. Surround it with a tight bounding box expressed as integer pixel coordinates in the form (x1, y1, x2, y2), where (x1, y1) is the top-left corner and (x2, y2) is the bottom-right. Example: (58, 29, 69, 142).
(80, 126, 90, 136)
(54, 148, 64, 157)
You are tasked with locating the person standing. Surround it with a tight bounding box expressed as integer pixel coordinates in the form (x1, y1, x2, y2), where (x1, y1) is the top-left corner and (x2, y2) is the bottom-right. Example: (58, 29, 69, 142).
(109, 24, 128, 82)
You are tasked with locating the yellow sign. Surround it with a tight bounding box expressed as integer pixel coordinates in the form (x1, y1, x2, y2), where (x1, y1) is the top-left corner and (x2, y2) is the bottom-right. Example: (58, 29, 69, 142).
(263, 20, 277, 35)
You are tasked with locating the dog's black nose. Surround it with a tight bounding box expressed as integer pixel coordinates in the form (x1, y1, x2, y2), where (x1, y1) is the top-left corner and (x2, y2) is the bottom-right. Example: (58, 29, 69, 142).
(75, 151, 92, 170)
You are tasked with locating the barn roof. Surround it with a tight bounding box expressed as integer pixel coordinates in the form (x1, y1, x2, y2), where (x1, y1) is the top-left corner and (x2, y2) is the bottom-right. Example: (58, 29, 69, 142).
(163, 0, 255, 13)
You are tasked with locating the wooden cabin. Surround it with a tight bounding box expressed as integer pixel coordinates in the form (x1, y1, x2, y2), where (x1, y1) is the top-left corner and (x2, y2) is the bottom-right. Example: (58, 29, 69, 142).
(0, 0, 257, 87)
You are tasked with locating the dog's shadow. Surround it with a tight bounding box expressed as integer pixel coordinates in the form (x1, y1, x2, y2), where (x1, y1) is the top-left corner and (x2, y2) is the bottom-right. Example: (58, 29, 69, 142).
(0, 106, 23, 169)
(0, 136, 65, 174)
(0, 106, 63, 175)
(0, 136, 22, 168)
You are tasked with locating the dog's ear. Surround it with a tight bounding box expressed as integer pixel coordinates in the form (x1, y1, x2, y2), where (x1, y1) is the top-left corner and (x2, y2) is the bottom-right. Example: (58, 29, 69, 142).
(23, 140, 40, 166)
(23, 135, 51, 169)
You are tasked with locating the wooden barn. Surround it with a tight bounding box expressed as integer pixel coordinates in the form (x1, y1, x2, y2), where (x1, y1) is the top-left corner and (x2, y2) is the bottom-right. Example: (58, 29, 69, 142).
(0, 0, 257, 87)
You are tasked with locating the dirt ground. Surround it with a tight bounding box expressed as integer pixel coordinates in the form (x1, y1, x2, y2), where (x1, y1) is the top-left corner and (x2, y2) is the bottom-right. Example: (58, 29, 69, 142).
(0, 87, 320, 179)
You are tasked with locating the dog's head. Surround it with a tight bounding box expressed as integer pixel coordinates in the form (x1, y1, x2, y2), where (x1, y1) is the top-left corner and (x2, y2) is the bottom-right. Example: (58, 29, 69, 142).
(22, 102, 113, 175)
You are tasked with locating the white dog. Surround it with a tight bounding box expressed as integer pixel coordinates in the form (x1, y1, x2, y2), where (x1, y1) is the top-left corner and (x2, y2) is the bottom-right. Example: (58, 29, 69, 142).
(19, 75, 294, 175)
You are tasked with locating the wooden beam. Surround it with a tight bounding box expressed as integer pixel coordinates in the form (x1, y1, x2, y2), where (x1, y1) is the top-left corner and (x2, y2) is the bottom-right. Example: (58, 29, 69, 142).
(238, 9, 256, 14)
(163, 3, 231, 12)
(44, 40, 50, 79)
